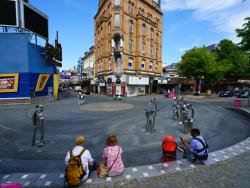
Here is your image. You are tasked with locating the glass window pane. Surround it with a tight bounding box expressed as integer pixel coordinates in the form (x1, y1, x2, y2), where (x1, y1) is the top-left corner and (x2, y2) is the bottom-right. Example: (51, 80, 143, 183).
(114, 14, 120, 27)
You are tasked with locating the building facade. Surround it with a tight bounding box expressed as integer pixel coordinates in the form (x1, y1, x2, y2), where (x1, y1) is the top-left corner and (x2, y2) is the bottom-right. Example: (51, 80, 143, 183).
(94, 0, 163, 96)
(82, 46, 95, 80)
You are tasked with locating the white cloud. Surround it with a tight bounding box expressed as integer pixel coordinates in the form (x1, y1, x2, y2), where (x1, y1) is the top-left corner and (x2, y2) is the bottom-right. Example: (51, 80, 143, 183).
(162, 0, 250, 36)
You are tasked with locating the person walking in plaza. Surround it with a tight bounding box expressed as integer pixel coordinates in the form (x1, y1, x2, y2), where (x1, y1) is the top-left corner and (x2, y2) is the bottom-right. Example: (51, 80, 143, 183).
(65, 136, 95, 185)
(102, 134, 124, 176)
(180, 128, 208, 163)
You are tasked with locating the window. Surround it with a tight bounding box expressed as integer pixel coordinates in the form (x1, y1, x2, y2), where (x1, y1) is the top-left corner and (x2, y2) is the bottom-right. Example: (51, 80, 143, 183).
(114, 0, 120, 6)
(129, 20, 133, 33)
(128, 3, 131, 13)
(156, 33, 159, 43)
(156, 62, 158, 71)
(109, 60, 112, 70)
(156, 48, 158, 58)
(128, 58, 133, 69)
(129, 39, 133, 53)
(150, 46, 153, 57)
(150, 28, 154, 39)
(131, 4, 134, 14)
(142, 42, 145, 53)
(141, 60, 145, 70)
(149, 62, 152, 71)
(114, 14, 120, 27)
(142, 24, 146, 36)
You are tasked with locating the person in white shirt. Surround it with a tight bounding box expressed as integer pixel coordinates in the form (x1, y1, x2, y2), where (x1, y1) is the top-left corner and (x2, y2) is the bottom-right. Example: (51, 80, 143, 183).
(65, 136, 94, 181)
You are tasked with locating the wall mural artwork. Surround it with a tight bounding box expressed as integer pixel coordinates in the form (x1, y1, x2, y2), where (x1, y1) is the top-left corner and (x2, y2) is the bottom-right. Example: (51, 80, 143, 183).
(0, 73, 19, 93)
(35, 74, 50, 92)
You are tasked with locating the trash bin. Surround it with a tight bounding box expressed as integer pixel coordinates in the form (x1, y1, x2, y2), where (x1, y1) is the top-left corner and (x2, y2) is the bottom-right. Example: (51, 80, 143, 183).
(234, 99, 241, 107)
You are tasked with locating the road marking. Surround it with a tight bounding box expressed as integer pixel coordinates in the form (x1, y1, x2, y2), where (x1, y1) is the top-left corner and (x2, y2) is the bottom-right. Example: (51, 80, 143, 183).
(246, 147, 250, 150)
(163, 163, 168, 167)
(176, 167, 181, 171)
(18, 148, 24, 152)
(232, 153, 237, 155)
(228, 148, 233, 151)
(59, 174, 64, 178)
(211, 153, 216, 156)
(126, 175, 131, 179)
(0, 124, 21, 133)
(21, 175, 29, 179)
(220, 151, 226, 154)
(132, 168, 137, 172)
(3, 175, 9, 179)
(240, 143, 245, 146)
(44, 181, 52, 186)
(40, 174, 46, 179)
(223, 155, 229, 159)
(106, 177, 111, 182)
(240, 150, 244, 153)
(143, 172, 149, 177)
(214, 159, 219, 162)
(190, 164, 196, 168)
(87, 179, 92, 183)
(160, 170, 166, 174)
(148, 166, 154, 170)
(24, 181, 31, 186)
(235, 145, 239, 148)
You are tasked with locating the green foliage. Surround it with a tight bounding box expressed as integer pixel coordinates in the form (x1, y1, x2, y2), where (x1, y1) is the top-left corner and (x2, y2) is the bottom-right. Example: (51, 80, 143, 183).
(177, 47, 215, 80)
(214, 39, 249, 76)
(236, 17, 250, 51)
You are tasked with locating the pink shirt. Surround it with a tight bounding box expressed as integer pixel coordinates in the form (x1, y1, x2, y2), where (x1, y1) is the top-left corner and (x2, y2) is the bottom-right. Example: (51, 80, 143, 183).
(102, 145, 124, 174)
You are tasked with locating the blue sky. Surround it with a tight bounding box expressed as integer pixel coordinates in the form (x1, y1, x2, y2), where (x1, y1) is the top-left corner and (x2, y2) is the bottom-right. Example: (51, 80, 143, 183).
(30, 0, 250, 69)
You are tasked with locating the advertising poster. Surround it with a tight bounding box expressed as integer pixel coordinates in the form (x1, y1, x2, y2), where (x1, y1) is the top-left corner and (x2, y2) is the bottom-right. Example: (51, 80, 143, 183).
(35, 74, 50, 92)
(0, 73, 19, 93)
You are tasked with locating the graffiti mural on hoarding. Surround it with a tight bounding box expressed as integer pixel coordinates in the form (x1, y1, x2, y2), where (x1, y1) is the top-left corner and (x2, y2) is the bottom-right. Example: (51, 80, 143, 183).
(0, 74, 19, 93)
(35, 74, 50, 92)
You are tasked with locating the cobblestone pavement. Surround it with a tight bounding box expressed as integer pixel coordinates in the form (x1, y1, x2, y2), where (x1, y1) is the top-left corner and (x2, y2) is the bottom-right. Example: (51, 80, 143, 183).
(95, 151, 250, 188)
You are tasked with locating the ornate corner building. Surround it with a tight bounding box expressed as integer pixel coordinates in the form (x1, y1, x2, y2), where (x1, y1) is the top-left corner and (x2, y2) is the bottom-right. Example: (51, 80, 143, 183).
(94, 0, 163, 96)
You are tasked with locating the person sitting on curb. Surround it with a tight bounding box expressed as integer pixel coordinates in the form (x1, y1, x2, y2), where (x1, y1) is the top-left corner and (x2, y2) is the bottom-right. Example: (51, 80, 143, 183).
(180, 128, 208, 164)
(65, 136, 95, 184)
(102, 134, 124, 176)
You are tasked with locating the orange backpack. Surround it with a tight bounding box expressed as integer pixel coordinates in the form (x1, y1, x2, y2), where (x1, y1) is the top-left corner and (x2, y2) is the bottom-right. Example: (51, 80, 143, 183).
(65, 149, 86, 186)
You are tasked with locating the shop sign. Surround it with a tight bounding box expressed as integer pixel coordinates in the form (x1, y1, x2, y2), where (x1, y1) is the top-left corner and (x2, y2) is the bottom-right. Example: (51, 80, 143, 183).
(128, 76, 149, 85)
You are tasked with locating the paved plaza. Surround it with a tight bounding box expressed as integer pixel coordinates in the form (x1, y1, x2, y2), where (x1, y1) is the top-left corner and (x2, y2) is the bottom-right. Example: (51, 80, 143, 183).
(0, 90, 250, 176)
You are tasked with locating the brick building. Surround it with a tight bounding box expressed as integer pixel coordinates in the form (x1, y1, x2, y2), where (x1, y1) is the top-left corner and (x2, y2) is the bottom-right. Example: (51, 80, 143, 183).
(94, 0, 163, 96)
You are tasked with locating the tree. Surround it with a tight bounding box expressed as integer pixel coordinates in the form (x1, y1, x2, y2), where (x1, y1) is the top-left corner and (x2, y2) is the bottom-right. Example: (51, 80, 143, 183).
(236, 17, 250, 51)
(177, 47, 217, 93)
(214, 39, 249, 77)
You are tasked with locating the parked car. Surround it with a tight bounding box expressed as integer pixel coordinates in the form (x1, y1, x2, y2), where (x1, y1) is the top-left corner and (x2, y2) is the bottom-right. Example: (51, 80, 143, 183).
(218, 90, 234, 97)
(73, 86, 82, 92)
(237, 90, 249, 98)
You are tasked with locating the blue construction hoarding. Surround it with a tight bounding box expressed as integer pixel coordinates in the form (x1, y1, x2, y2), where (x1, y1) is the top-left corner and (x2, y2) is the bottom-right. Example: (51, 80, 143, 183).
(0, 32, 56, 99)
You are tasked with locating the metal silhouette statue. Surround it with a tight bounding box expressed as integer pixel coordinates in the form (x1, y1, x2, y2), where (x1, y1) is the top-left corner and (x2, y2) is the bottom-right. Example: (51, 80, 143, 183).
(145, 98, 159, 133)
(32, 105, 45, 147)
(172, 97, 195, 133)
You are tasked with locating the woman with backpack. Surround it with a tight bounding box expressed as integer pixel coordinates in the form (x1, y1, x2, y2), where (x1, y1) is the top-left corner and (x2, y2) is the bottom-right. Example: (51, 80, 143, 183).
(102, 134, 124, 176)
(65, 136, 94, 186)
